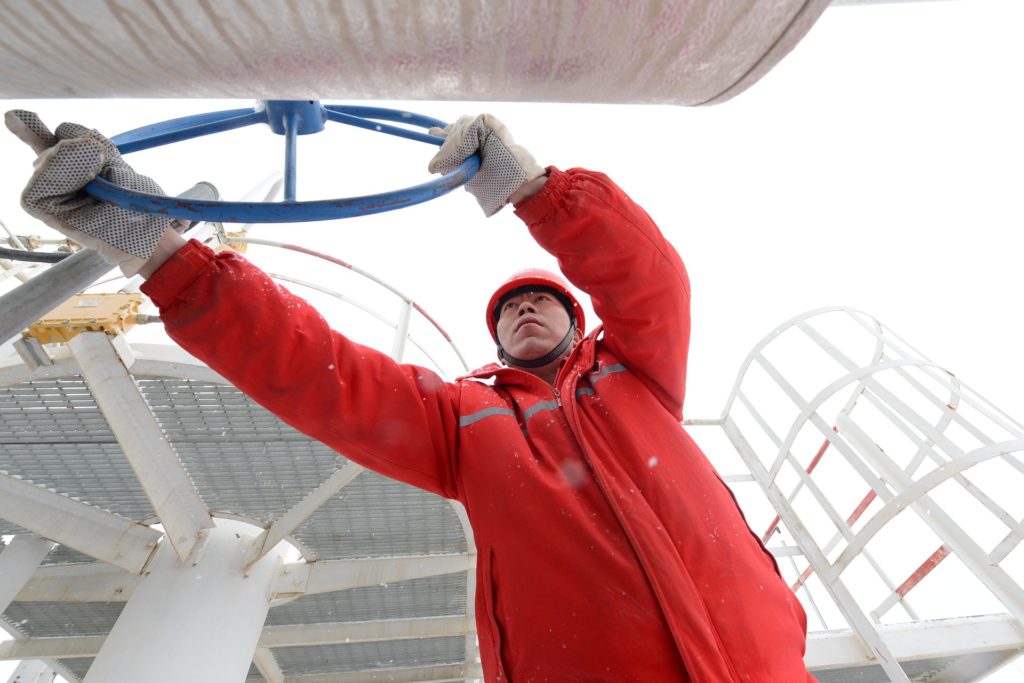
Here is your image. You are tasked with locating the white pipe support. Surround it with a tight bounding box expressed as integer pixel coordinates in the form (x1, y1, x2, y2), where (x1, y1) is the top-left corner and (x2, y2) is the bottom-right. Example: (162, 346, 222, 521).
(83, 519, 288, 683)
(69, 331, 213, 562)
(0, 536, 55, 615)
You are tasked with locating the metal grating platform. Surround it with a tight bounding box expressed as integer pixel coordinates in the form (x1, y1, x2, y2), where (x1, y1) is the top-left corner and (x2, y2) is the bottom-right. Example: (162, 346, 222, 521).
(1, 343, 476, 682)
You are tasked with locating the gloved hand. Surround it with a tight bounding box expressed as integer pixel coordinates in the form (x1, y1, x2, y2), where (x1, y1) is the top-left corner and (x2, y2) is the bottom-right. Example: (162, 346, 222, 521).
(5, 110, 184, 276)
(427, 114, 544, 217)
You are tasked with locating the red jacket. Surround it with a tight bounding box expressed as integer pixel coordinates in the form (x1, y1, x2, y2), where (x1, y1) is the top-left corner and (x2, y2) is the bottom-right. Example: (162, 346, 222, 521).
(142, 168, 812, 682)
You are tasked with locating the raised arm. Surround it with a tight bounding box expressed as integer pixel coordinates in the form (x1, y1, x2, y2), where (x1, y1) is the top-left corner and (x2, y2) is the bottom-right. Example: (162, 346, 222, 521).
(426, 114, 691, 417)
(6, 110, 462, 499)
(517, 168, 692, 418)
(141, 242, 462, 498)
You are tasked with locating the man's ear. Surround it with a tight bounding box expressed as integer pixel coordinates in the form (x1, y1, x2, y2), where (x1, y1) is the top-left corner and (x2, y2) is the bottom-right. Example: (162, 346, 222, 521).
(573, 327, 584, 344)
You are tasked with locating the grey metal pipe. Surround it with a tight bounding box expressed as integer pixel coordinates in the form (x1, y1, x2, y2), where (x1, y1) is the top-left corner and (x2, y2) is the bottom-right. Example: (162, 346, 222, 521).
(0, 247, 114, 346)
(0, 182, 218, 346)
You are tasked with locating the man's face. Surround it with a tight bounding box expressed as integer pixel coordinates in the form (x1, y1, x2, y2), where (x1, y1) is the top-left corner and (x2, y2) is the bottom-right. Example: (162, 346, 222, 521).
(495, 289, 572, 361)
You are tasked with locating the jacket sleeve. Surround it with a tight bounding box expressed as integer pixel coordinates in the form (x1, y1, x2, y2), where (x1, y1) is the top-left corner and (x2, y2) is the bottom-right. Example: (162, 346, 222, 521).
(140, 240, 462, 500)
(514, 167, 691, 418)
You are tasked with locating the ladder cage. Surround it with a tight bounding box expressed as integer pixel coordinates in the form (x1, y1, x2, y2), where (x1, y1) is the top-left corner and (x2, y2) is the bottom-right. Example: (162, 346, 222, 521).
(714, 307, 1024, 637)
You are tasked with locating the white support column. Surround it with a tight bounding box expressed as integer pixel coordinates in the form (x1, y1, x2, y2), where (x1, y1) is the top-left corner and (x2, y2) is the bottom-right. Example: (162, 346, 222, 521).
(83, 520, 287, 683)
(0, 536, 55, 615)
(5, 660, 56, 683)
(69, 331, 213, 562)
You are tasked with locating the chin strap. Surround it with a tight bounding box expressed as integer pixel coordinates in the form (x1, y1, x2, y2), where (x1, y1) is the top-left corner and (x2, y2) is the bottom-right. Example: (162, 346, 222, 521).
(498, 320, 577, 369)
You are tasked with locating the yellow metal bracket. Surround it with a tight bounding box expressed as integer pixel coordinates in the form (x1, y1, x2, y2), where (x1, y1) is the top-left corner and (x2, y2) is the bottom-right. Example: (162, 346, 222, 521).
(24, 293, 144, 344)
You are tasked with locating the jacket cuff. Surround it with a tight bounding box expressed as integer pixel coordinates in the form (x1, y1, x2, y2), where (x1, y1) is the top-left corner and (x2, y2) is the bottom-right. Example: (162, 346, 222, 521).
(513, 166, 569, 226)
(140, 239, 218, 309)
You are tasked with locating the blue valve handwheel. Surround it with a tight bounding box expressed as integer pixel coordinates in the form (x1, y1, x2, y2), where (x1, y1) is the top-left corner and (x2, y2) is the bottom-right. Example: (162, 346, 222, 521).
(83, 102, 477, 223)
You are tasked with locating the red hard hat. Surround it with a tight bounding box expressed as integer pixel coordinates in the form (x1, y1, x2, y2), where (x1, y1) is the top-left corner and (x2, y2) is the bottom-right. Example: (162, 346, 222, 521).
(486, 268, 585, 343)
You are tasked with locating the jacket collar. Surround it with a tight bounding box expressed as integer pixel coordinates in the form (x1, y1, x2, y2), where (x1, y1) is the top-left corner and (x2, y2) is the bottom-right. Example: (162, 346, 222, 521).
(458, 326, 602, 389)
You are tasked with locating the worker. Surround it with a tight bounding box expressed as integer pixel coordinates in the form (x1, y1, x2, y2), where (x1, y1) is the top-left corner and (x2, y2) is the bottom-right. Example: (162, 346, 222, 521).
(6, 109, 814, 682)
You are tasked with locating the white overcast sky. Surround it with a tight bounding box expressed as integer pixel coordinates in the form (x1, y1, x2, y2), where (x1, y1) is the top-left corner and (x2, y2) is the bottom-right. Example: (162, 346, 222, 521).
(1, 0, 1022, 680)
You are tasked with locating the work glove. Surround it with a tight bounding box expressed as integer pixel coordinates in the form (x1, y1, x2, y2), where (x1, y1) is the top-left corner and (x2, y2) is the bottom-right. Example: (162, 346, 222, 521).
(5, 110, 185, 276)
(427, 114, 544, 217)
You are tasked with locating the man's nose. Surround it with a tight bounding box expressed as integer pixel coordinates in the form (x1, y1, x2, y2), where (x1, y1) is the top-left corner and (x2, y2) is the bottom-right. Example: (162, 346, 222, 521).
(517, 301, 536, 315)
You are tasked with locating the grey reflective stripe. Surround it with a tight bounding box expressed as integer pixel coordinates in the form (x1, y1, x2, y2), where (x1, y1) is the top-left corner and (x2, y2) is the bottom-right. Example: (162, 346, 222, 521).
(523, 400, 559, 421)
(576, 363, 627, 399)
(459, 407, 515, 427)
(591, 363, 627, 383)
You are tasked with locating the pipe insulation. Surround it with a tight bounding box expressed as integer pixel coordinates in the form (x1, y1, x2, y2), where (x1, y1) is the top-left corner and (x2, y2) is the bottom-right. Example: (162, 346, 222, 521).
(0, 0, 830, 105)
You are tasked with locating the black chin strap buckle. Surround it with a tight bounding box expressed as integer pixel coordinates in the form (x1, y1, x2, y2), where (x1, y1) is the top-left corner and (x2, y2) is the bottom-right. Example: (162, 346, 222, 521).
(499, 320, 577, 369)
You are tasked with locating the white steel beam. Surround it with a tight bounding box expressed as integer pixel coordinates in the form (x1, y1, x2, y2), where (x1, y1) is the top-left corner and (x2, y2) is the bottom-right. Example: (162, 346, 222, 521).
(274, 554, 474, 599)
(0, 635, 105, 660)
(0, 536, 55, 614)
(69, 331, 212, 562)
(252, 647, 285, 683)
(0, 472, 160, 574)
(250, 461, 364, 566)
(0, 616, 475, 662)
(259, 616, 474, 649)
(15, 562, 137, 603)
(276, 664, 482, 683)
(805, 613, 1024, 669)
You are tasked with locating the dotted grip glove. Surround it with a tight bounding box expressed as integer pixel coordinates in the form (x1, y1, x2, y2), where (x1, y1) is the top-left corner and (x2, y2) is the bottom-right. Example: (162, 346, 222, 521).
(5, 110, 183, 276)
(427, 114, 544, 217)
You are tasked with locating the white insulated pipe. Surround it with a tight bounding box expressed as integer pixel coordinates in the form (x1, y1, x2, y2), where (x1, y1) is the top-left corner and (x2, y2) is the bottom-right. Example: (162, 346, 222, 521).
(0, 0, 831, 106)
